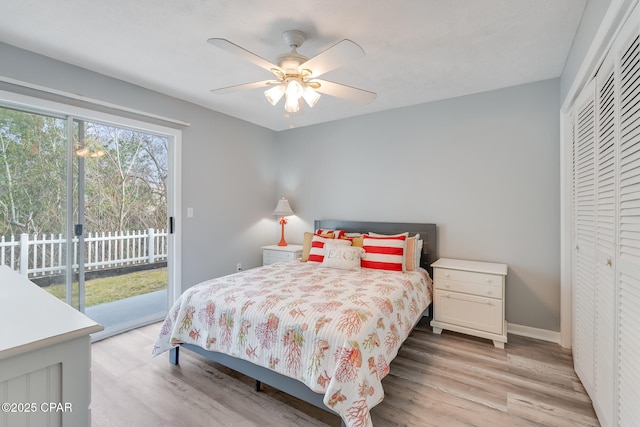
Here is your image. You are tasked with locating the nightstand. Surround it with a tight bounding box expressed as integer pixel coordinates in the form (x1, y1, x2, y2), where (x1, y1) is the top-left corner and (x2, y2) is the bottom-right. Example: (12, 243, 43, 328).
(262, 244, 303, 265)
(430, 258, 508, 348)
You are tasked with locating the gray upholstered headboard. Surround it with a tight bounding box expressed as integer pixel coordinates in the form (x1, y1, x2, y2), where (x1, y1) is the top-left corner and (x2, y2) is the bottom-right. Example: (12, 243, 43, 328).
(314, 220, 438, 277)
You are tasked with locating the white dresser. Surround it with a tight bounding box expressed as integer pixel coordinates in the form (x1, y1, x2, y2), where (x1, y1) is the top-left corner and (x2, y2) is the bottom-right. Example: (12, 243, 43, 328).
(0, 266, 103, 427)
(430, 258, 508, 348)
(262, 244, 303, 265)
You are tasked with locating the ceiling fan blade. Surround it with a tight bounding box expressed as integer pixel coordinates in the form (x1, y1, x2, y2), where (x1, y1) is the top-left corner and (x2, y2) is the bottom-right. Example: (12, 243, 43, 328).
(210, 80, 278, 94)
(300, 40, 365, 78)
(313, 80, 377, 104)
(207, 38, 280, 73)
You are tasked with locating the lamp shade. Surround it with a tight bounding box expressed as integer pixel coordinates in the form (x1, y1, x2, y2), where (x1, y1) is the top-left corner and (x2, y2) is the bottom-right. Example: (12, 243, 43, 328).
(272, 197, 294, 216)
(264, 84, 285, 106)
(303, 86, 321, 108)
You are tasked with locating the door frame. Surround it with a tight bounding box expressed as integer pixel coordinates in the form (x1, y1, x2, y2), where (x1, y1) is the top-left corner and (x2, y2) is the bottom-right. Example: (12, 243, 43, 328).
(0, 89, 182, 332)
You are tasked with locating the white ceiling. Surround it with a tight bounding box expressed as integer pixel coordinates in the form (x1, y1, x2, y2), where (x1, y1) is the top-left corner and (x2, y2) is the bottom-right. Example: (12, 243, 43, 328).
(0, 0, 586, 131)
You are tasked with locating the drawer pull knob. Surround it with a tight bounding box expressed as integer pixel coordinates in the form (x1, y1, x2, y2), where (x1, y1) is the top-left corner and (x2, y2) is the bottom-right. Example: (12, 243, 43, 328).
(606, 258, 612, 267)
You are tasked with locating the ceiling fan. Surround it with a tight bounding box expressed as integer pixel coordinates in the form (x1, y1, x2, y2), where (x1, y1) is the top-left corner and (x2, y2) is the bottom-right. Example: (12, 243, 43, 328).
(207, 30, 377, 114)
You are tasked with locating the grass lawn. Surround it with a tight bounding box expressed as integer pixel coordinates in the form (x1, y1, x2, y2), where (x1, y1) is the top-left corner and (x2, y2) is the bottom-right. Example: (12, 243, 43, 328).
(45, 267, 167, 308)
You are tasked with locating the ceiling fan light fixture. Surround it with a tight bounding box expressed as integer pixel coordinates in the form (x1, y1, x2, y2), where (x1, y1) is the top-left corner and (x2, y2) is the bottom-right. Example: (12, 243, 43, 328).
(208, 30, 377, 122)
(264, 84, 285, 106)
(284, 78, 304, 113)
(284, 95, 301, 113)
(302, 86, 321, 108)
(285, 78, 304, 101)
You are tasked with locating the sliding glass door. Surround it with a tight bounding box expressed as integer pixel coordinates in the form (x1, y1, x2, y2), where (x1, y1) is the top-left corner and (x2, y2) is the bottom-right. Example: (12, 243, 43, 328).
(73, 118, 170, 336)
(0, 99, 178, 340)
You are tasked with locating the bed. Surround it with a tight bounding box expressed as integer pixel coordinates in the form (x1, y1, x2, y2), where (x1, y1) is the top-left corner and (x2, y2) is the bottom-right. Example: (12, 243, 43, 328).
(153, 220, 437, 427)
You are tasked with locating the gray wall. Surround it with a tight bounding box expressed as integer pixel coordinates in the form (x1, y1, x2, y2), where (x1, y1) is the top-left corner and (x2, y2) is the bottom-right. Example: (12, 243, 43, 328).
(0, 42, 278, 291)
(275, 79, 562, 332)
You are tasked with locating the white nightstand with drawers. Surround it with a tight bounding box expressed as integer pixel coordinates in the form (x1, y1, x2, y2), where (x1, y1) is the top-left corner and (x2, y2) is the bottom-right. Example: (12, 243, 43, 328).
(262, 244, 303, 265)
(430, 258, 508, 348)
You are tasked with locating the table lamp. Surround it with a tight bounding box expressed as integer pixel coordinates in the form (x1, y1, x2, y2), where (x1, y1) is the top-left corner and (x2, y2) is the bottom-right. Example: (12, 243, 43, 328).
(272, 197, 294, 246)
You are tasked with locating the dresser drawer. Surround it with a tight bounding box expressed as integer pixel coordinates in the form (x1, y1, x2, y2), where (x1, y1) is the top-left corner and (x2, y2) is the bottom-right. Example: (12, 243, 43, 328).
(434, 277, 502, 299)
(434, 268, 502, 287)
(262, 245, 303, 266)
(433, 289, 503, 335)
(263, 255, 294, 265)
(264, 249, 297, 261)
(434, 268, 502, 299)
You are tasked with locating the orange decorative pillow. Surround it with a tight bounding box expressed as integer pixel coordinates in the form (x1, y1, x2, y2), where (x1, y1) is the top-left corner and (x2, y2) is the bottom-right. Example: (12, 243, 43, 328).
(340, 235, 364, 248)
(316, 229, 346, 239)
(405, 236, 417, 271)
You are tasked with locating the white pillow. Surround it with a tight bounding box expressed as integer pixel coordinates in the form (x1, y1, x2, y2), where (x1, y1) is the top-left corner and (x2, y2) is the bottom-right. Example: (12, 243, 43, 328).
(344, 232, 363, 238)
(415, 238, 423, 269)
(321, 242, 365, 271)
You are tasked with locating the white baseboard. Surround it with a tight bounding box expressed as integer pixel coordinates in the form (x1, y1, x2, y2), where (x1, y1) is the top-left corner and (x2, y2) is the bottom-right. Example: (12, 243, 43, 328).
(507, 323, 561, 344)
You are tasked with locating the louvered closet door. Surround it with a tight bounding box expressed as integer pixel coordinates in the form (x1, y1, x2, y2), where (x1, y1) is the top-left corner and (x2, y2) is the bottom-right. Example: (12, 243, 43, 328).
(571, 5, 640, 427)
(615, 13, 640, 426)
(572, 78, 597, 393)
(594, 53, 617, 427)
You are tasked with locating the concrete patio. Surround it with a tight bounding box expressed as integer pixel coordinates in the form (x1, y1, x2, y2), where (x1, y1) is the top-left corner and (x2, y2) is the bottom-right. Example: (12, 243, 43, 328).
(86, 289, 167, 339)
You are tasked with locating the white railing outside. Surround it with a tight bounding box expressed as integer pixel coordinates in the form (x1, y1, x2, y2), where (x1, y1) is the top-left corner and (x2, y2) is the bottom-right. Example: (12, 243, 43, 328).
(0, 228, 167, 277)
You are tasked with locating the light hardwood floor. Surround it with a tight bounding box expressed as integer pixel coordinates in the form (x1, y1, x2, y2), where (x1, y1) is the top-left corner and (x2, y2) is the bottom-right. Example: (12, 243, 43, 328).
(91, 318, 600, 426)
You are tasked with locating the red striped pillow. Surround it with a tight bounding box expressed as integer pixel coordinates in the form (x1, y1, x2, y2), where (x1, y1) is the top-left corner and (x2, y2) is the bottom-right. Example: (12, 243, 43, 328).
(362, 233, 408, 272)
(308, 234, 351, 263)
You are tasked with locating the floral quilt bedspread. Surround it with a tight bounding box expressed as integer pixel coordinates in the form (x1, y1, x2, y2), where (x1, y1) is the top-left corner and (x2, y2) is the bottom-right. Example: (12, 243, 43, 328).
(153, 260, 432, 427)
